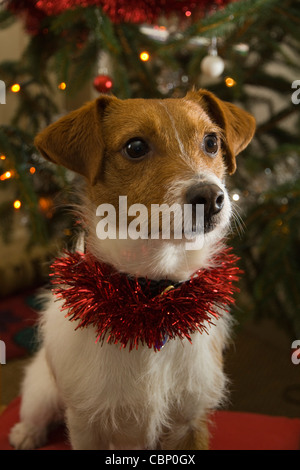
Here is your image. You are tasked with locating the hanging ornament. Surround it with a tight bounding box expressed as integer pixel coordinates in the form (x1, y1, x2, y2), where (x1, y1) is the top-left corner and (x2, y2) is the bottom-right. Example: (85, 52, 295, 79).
(93, 75, 113, 93)
(201, 37, 225, 78)
(233, 43, 249, 55)
(93, 50, 114, 94)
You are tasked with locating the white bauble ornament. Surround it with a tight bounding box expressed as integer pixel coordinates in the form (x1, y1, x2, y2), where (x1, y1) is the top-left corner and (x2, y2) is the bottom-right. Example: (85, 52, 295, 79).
(201, 54, 225, 78)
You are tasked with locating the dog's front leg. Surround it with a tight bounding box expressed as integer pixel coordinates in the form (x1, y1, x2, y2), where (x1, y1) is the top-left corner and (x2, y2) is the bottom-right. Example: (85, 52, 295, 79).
(66, 408, 107, 450)
(67, 411, 145, 450)
(159, 417, 209, 451)
(9, 347, 63, 449)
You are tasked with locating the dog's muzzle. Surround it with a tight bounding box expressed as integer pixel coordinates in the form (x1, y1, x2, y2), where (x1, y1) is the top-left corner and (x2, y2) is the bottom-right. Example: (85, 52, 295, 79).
(185, 183, 225, 233)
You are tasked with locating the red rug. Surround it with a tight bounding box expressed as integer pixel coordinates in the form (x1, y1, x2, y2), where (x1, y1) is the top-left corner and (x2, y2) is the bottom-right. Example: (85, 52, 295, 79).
(1, 397, 300, 450)
(0, 291, 41, 361)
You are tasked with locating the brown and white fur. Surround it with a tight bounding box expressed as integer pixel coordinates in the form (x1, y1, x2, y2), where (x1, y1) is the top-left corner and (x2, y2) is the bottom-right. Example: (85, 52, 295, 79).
(9, 89, 255, 450)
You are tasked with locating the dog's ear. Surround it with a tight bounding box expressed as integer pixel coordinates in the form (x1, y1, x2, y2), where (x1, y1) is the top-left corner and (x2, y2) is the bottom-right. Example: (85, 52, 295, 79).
(187, 89, 256, 174)
(34, 95, 116, 184)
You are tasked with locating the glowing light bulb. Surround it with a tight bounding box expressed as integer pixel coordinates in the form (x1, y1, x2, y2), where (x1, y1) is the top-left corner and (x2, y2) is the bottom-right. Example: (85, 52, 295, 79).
(29, 166, 36, 174)
(232, 193, 240, 201)
(3, 171, 11, 179)
(185, 10, 192, 17)
(13, 200, 21, 209)
(1, 170, 15, 181)
(11, 83, 21, 93)
(58, 82, 67, 90)
(0, 155, 6, 160)
(140, 51, 150, 62)
(225, 77, 236, 87)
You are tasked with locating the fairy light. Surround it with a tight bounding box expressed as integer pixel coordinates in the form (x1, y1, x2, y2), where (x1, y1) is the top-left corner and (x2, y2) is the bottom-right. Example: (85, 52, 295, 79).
(39, 196, 52, 211)
(225, 77, 237, 87)
(140, 51, 150, 62)
(0, 155, 6, 160)
(39, 196, 54, 218)
(232, 193, 240, 201)
(11, 83, 21, 93)
(58, 82, 67, 90)
(0, 170, 13, 180)
(29, 166, 36, 174)
(185, 10, 192, 17)
(13, 200, 21, 209)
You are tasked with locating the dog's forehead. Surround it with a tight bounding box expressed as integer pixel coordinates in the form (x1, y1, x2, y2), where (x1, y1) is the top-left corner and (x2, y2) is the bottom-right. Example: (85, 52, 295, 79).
(159, 97, 211, 123)
(103, 97, 214, 141)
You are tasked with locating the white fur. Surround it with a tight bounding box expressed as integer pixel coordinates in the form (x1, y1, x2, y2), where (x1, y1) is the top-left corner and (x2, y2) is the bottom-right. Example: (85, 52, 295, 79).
(10, 295, 231, 450)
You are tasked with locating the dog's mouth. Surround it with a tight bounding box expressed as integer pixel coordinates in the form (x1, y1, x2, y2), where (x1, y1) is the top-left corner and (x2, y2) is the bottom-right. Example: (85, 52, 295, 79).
(147, 217, 219, 239)
(184, 208, 221, 236)
(184, 220, 218, 236)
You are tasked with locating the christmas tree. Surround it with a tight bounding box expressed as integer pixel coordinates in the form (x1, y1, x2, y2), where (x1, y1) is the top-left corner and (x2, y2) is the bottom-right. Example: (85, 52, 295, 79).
(0, 0, 299, 336)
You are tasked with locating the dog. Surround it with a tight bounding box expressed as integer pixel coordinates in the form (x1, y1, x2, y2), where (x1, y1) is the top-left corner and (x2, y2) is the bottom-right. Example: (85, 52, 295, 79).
(9, 89, 255, 450)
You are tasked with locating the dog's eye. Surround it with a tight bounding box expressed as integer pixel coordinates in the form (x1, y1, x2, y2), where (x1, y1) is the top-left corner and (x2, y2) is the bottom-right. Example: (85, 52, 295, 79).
(124, 139, 150, 160)
(203, 134, 218, 156)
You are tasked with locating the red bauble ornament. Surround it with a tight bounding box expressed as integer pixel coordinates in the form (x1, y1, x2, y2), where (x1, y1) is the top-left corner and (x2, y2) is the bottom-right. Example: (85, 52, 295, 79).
(50, 246, 241, 351)
(93, 74, 113, 93)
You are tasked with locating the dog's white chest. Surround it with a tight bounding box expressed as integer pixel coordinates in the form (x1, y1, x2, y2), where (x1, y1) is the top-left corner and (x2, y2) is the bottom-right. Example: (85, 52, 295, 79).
(43, 297, 229, 448)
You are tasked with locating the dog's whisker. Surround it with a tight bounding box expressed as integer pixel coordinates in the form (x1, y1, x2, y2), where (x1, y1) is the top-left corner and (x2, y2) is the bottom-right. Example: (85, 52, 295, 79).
(230, 205, 245, 238)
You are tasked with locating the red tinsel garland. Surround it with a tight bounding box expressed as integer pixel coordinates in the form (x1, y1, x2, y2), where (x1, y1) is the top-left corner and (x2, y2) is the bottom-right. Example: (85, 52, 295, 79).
(7, 0, 233, 33)
(50, 247, 241, 351)
(35, 0, 230, 22)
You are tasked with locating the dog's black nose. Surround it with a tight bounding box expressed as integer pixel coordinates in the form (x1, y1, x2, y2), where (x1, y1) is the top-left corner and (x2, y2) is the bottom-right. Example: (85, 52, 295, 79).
(186, 183, 225, 222)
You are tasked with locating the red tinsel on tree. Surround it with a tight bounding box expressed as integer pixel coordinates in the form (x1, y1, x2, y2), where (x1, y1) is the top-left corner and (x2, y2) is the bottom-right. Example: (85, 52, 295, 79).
(7, 0, 233, 33)
(50, 247, 241, 351)
(7, 0, 47, 35)
(34, 0, 231, 23)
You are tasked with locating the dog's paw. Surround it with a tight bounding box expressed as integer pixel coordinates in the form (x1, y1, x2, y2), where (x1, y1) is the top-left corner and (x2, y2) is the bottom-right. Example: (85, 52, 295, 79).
(9, 422, 47, 450)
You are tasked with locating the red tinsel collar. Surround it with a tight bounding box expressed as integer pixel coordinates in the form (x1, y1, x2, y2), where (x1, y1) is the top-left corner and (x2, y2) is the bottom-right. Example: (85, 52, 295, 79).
(50, 247, 241, 351)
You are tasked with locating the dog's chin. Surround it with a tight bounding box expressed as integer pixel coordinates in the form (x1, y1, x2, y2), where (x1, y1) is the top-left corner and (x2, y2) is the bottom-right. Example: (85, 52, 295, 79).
(183, 211, 230, 241)
(152, 212, 227, 241)
(86, 214, 229, 283)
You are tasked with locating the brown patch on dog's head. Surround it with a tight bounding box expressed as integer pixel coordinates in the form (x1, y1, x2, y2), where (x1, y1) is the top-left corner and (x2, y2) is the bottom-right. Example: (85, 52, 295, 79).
(186, 89, 256, 174)
(34, 96, 117, 185)
(34, 90, 255, 210)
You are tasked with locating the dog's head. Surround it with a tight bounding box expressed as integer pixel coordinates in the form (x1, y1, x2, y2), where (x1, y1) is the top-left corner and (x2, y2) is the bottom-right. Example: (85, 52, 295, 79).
(35, 90, 255, 279)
